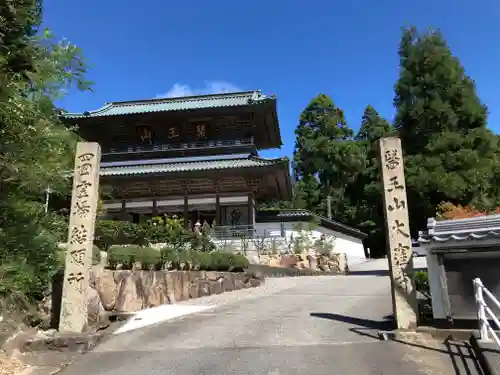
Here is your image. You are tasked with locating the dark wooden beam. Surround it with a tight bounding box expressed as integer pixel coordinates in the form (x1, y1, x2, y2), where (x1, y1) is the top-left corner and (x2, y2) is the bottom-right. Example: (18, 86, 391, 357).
(215, 180, 221, 226)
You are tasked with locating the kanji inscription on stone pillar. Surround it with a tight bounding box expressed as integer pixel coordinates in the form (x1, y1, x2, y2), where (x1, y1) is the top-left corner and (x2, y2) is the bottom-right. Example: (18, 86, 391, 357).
(378, 137, 417, 329)
(59, 142, 101, 333)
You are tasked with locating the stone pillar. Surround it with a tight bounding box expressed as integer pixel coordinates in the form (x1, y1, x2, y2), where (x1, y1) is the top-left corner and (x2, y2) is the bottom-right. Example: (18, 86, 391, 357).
(59, 142, 101, 333)
(378, 137, 417, 329)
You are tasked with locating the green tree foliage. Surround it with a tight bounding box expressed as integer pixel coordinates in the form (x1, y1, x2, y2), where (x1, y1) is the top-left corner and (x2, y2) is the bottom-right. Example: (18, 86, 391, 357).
(292, 94, 364, 218)
(394, 26, 499, 232)
(0, 0, 91, 301)
(278, 27, 499, 258)
(0, 0, 43, 80)
(348, 106, 394, 251)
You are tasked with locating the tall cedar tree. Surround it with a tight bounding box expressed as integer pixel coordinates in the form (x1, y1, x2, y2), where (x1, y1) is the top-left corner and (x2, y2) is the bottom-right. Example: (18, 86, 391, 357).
(349, 105, 394, 256)
(0, 0, 91, 300)
(293, 94, 364, 218)
(394, 27, 499, 234)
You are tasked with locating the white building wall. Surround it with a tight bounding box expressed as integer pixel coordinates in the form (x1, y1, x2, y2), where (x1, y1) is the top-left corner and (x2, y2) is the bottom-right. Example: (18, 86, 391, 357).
(254, 221, 366, 266)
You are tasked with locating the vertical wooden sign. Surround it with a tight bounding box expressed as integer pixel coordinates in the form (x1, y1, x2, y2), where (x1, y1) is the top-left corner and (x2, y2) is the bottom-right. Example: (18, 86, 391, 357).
(378, 137, 417, 329)
(59, 142, 101, 333)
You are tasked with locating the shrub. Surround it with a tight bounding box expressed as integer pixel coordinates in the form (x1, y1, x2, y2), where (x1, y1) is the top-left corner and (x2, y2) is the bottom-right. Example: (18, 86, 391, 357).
(206, 251, 249, 272)
(107, 245, 142, 269)
(95, 220, 148, 250)
(436, 202, 500, 221)
(143, 216, 190, 246)
(161, 246, 181, 269)
(208, 251, 232, 271)
(415, 270, 430, 299)
(94, 217, 216, 252)
(231, 253, 250, 272)
(0, 199, 63, 302)
(196, 251, 213, 271)
(139, 247, 162, 270)
(92, 245, 102, 266)
(190, 232, 217, 252)
(158, 248, 249, 272)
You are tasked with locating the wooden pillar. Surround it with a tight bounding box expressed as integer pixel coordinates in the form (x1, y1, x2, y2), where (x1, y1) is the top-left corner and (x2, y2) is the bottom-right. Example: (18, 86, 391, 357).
(182, 181, 190, 230)
(215, 194, 221, 225)
(215, 180, 221, 226)
(378, 137, 417, 329)
(183, 194, 189, 229)
(245, 178, 260, 236)
(120, 200, 127, 221)
(247, 192, 254, 228)
(152, 199, 158, 216)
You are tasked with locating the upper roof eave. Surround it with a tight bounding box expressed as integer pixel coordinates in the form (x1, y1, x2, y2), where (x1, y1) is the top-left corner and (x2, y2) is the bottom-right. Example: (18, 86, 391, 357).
(98, 154, 289, 177)
(62, 90, 275, 119)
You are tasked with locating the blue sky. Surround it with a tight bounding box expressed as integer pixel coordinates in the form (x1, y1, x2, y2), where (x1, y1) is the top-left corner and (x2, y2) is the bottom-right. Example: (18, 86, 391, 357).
(43, 0, 500, 159)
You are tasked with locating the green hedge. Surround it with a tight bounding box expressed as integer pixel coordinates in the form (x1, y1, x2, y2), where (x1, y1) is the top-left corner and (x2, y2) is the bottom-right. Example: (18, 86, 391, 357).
(106, 245, 249, 272)
(415, 270, 430, 299)
(92, 245, 101, 265)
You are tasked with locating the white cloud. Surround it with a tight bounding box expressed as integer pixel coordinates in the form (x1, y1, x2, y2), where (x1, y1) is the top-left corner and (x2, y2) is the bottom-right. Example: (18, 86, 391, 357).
(156, 81, 242, 99)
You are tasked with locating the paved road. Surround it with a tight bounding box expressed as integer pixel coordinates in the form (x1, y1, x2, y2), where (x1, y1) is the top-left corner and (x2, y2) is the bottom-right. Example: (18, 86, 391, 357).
(61, 258, 454, 375)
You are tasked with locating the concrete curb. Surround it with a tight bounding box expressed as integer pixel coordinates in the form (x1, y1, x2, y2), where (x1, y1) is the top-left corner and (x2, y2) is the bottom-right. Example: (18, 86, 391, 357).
(470, 331, 500, 375)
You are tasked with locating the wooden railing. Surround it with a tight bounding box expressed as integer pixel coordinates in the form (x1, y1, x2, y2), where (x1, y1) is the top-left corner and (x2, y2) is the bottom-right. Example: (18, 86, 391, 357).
(102, 138, 254, 155)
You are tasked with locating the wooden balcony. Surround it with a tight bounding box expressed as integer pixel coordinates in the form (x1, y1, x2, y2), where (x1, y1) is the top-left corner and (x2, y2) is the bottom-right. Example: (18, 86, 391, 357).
(102, 138, 255, 159)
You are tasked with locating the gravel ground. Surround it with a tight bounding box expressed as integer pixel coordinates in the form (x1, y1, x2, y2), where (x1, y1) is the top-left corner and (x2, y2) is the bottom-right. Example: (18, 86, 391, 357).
(0, 352, 26, 375)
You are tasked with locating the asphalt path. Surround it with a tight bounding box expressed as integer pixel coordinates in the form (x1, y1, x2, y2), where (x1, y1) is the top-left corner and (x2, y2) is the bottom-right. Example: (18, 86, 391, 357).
(60, 257, 456, 375)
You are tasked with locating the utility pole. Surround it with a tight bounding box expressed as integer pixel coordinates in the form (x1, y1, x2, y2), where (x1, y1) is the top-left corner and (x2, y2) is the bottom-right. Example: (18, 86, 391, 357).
(326, 195, 332, 220)
(325, 179, 332, 220)
(44, 186, 52, 214)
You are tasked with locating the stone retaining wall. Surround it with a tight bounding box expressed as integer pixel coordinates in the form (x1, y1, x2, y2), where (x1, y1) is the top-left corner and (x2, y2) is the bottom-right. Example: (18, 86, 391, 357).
(42, 269, 263, 330)
(248, 252, 349, 273)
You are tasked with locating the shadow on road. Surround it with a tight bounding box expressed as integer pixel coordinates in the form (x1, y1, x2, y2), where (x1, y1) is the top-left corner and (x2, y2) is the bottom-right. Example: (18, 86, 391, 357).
(347, 267, 428, 277)
(347, 270, 390, 276)
(310, 312, 482, 374)
(445, 340, 485, 375)
(310, 312, 395, 330)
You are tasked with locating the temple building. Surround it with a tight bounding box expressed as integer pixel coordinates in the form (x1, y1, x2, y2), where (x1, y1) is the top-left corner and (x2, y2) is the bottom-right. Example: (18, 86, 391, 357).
(63, 90, 369, 264)
(63, 91, 292, 234)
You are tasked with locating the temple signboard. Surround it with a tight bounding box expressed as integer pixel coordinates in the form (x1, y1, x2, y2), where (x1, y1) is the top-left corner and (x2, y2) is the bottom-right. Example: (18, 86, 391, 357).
(378, 137, 417, 329)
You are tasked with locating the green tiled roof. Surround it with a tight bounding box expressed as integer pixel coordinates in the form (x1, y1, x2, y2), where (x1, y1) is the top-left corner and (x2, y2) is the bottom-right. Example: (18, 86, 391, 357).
(99, 155, 288, 177)
(63, 91, 274, 119)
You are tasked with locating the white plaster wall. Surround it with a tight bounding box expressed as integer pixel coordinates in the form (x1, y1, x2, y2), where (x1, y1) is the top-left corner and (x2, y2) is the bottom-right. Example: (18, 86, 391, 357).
(254, 221, 366, 266)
